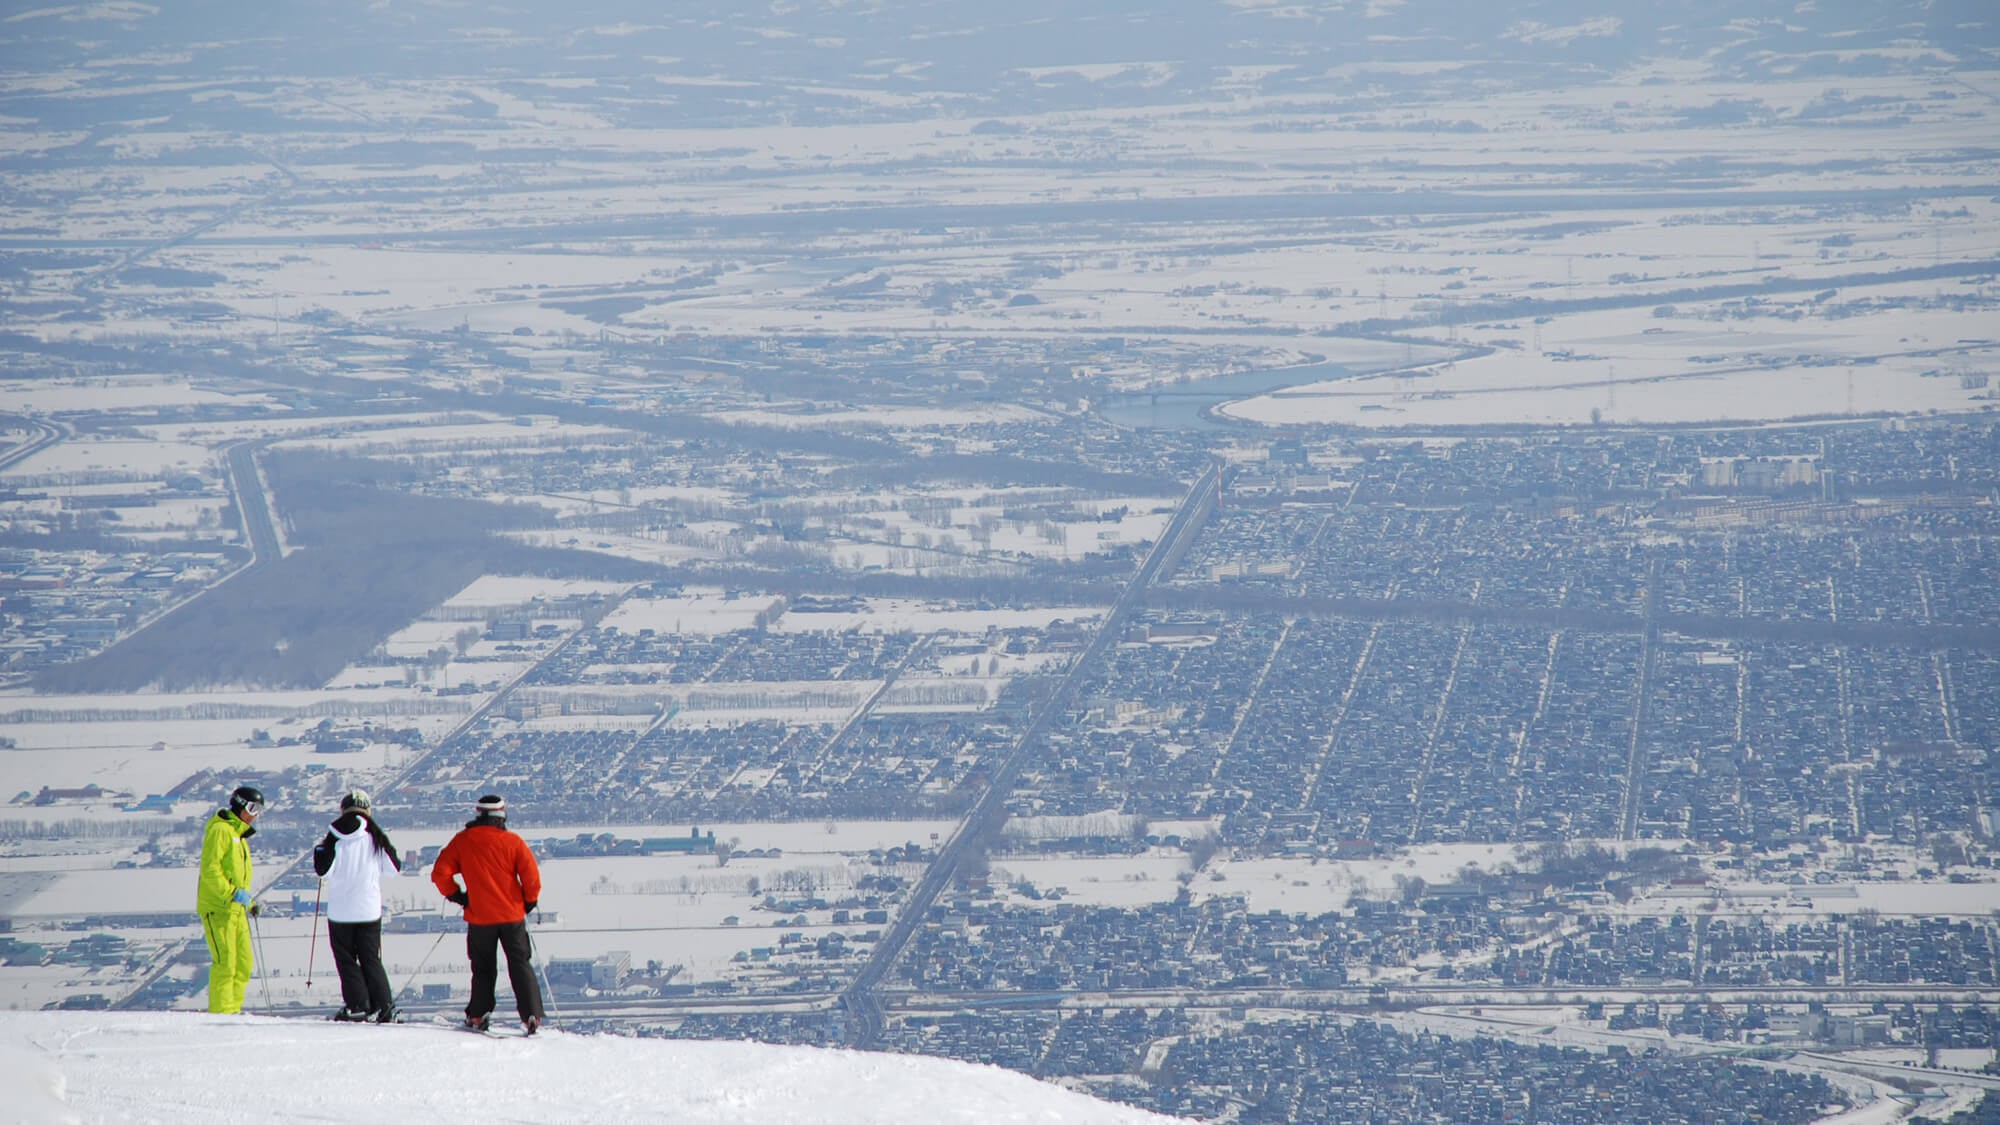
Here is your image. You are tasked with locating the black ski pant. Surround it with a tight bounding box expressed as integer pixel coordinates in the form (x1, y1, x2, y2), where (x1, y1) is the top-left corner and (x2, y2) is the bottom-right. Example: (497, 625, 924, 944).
(328, 919, 394, 1015)
(465, 920, 543, 1022)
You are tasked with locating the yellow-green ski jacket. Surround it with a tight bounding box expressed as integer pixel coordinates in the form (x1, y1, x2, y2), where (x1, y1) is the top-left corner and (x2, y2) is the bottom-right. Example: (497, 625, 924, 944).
(196, 810, 255, 916)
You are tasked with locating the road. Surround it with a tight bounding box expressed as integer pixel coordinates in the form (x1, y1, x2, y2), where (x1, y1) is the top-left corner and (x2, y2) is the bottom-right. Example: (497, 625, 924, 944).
(224, 440, 282, 566)
(0, 414, 63, 472)
(838, 461, 1222, 1045)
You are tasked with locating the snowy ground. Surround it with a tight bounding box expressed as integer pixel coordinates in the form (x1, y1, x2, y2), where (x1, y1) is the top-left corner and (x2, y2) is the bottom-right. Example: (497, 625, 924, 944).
(0, 1010, 1182, 1124)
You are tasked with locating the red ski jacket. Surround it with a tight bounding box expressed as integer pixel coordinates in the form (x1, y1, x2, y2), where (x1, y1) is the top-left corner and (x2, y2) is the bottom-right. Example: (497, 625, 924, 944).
(431, 821, 541, 925)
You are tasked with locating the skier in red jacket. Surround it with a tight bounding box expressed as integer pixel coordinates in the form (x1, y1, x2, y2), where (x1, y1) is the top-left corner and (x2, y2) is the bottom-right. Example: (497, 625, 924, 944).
(431, 794, 545, 1033)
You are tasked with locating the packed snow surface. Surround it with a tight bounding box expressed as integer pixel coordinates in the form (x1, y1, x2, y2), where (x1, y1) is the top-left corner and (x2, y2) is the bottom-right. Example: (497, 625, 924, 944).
(0, 1011, 1181, 1124)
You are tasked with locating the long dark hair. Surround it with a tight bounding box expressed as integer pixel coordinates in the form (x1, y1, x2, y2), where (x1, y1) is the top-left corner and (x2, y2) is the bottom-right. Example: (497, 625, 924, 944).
(361, 813, 395, 856)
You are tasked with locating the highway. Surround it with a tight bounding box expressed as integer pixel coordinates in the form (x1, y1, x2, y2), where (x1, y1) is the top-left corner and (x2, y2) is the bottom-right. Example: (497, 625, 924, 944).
(838, 461, 1222, 1045)
(224, 440, 283, 566)
(0, 414, 63, 473)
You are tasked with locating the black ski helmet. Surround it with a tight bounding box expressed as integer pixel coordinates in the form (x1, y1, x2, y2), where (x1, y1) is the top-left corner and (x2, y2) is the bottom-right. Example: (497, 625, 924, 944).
(229, 785, 266, 816)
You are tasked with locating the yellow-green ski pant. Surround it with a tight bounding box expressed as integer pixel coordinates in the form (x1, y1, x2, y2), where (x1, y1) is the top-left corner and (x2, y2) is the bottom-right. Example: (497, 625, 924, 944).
(202, 909, 253, 1014)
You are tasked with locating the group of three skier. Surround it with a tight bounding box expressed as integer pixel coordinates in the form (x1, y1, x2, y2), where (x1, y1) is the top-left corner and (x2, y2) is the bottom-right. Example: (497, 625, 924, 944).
(197, 786, 546, 1035)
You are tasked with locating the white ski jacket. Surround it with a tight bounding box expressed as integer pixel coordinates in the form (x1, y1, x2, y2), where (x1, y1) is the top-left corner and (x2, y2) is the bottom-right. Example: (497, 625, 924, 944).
(316, 815, 402, 923)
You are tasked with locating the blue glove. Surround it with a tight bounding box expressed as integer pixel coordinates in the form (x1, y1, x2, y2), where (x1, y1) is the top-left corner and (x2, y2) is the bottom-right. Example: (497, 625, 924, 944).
(232, 888, 253, 907)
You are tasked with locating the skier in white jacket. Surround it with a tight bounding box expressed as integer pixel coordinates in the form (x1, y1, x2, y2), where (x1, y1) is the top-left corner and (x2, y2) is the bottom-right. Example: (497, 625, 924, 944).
(311, 789, 403, 1022)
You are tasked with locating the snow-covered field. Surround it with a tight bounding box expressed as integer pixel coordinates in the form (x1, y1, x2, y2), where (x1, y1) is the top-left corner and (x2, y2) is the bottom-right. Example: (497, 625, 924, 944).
(5, 43, 1990, 430)
(1224, 294, 2000, 429)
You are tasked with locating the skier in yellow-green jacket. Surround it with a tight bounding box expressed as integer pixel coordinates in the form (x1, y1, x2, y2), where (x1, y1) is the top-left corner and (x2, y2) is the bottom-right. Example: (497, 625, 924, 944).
(196, 786, 265, 1013)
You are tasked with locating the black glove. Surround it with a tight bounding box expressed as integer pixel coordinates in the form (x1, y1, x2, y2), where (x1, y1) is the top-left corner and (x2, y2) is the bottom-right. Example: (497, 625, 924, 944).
(247, 900, 262, 918)
(524, 900, 537, 915)
(447, 891, 468, 908)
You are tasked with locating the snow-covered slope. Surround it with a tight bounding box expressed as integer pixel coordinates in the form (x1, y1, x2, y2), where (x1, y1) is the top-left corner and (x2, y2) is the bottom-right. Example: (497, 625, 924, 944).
(1, 1012, 1182, 1124)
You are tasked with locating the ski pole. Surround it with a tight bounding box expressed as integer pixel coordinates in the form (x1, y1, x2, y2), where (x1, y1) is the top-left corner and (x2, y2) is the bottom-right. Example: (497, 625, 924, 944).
(397, 926, 450, 1009)
(250, 910, 274, 1016)
(305, 880, 321, 993)
(524, 913, 559, 1025)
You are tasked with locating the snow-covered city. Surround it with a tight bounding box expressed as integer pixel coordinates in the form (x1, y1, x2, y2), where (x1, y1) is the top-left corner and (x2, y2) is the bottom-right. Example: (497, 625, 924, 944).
(3, 1, 1999, 1121)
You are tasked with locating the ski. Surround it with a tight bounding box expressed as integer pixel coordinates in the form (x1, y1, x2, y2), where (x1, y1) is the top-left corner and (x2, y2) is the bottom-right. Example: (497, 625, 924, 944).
(438, 1015, 544, 1038)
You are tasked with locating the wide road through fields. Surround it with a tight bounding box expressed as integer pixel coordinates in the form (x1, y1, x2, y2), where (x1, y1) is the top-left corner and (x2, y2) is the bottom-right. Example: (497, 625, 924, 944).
(0, 415, 63, 472)
(839, 461, 1221, 1046)
(225, 440, 282, 565)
